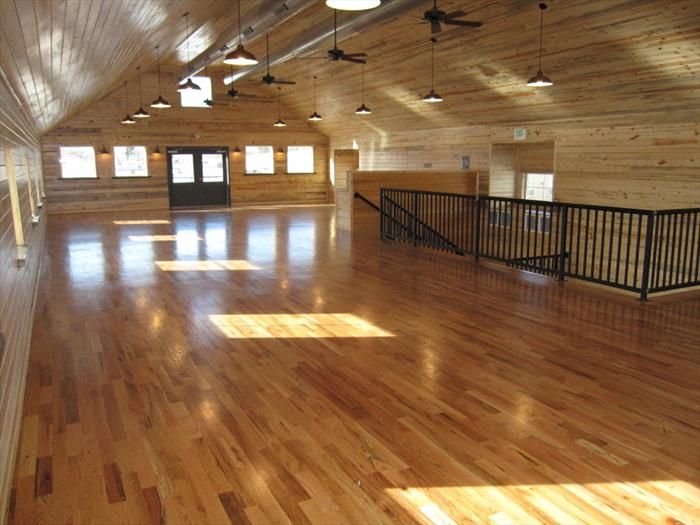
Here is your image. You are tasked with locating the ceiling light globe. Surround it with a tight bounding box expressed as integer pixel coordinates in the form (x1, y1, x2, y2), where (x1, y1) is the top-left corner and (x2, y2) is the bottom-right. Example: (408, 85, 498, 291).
(326, 0, 381, 10)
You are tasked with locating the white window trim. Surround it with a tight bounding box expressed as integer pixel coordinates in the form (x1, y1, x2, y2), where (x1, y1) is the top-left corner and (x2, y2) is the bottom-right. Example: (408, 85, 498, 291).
(245, 145, 275, 176)
(113, 146, 150, 178)
(286, 145, 315, 175)
(59, 146, 98, 180)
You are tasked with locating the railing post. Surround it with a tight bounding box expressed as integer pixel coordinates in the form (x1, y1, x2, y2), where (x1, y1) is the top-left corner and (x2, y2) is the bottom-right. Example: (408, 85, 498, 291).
(558, 204, 568, 281)
(474, 197, 481, 261)
(640, 212, 655, 301)
(412, 192, 419, 246)
(380, 189, 385, 239)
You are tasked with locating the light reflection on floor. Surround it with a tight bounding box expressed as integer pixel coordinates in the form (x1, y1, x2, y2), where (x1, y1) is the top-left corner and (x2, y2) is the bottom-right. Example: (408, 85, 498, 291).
(155, 260, 259, 272)
(128, 234, 203, 242)
(113, 220, 171, 225)
(209, 313, 394, 339)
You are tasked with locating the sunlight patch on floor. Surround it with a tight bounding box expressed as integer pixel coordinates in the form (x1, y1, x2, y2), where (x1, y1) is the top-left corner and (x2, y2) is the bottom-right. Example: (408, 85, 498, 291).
(114, 220, 171, 225)
(155, 260, 260, 272)
(209, 313, 394, 339)
(128, 234, 202, 242)
(385, 480, 700, 525)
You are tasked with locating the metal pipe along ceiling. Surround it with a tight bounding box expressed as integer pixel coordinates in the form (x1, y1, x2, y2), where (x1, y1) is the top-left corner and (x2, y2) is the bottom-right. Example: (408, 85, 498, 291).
(223, 0, 427, 85)
(180, 0, 318, 81)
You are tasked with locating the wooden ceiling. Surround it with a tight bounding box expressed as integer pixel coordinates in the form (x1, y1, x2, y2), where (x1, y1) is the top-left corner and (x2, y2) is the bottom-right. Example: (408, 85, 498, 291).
(1, 0, 698, 135)
(0, 0, 271, 133)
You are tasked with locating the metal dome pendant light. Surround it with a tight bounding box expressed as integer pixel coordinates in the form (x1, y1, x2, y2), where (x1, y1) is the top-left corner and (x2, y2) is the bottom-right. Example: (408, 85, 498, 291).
(527, 3, 553, 87)
(151, 45, 171, 108)
(224, 0, 258, 66)
(326, 0, 381, 10)
(422, 37, 443, 103)
(178, 12, 201, 92)
(308, 75, 323, 121)
(274, 87, 287, 127)
(355, 63, 371, 114)
(121, 82, 136, 124)
(134, 67, 150, 117)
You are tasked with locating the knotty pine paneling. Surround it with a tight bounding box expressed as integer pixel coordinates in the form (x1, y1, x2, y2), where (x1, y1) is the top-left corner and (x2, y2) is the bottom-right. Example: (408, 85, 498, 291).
(0, 76, 45, 525)
(490, 142, 555, 198)
(329, 121, 699, 209)
(41, 68, 331, 214)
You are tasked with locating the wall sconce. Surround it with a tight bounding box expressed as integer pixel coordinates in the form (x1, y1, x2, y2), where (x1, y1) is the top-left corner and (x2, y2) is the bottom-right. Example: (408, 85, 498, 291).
(276, 146, 285, 158)
(152, 145, 161, 155)
(100, 144, 109, 155)
(233, 145, 242, 156)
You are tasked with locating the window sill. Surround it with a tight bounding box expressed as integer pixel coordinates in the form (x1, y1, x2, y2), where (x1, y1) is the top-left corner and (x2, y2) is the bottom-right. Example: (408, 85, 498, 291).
(286, 172, 316, 175)
(59, 177, 99, 180)
(112, 176, 152, 179)
(245, 173, 275, 176)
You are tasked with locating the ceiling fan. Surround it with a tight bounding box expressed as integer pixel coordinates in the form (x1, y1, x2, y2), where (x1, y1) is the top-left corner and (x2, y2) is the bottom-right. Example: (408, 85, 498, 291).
(262, 33, 296, 85)
(422, 0, 482, 34)
(326, 10, 367, 64)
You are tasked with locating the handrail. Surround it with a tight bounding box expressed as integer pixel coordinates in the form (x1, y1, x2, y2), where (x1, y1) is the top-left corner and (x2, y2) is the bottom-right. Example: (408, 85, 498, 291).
(378, 188, 700, 300)
(353, 192, 381, 213)
(382, 193, 465, 255)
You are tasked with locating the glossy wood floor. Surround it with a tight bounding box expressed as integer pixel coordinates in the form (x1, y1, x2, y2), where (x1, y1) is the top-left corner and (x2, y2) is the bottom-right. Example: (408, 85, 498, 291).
(9, 206, 700, 525)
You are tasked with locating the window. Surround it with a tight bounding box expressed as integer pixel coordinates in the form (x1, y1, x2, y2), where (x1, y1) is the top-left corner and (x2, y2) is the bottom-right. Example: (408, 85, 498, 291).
(179, 76, 212, 108)
(202, 154, 225, 183)
(287, 146, 314, 174)
(171, 154, 195, 184)
(524, 173, 554, 201)
(245, 146, 274, 175)
(113, 146, 148, 177)
(59, 147, 97, 179)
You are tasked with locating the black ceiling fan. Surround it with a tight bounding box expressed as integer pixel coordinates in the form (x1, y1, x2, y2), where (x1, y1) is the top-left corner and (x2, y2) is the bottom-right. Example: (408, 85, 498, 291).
(422, 0, 482, 34)
(262, 33, 296, 85)
(326, 10, 367, 64)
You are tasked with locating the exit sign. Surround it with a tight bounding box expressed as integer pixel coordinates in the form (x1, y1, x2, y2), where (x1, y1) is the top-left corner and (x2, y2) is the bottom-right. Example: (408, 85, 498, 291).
(514, 128, 528, 140)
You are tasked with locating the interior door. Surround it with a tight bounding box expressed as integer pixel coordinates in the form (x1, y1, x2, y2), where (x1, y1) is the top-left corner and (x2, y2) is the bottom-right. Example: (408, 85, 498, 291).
(167, 147, 230, 208)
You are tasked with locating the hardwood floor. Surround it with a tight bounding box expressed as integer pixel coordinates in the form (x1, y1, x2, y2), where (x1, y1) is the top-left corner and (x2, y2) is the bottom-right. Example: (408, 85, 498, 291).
(8, 205, 700, 525)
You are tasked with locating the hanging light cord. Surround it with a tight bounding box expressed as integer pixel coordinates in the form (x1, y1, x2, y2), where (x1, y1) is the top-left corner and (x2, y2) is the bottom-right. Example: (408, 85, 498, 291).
(431, 40, 435, 91)
(278, 87, 282, 119)
(361, 64, 365, 104)
(237, 0, 243, 45)
(155, 46, 162, 94)
(538, 3, 546, 71)
(313, 75, 318, 112)
(184, 12, 192, 75)
(137, 66, 143, 106)
(124, 82, 129, 112)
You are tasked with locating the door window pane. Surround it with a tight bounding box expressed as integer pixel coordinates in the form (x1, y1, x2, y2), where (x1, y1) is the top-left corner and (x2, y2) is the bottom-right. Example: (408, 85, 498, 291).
(59, 147, 97, 179)
(172, 154, 195, 184)
(114, 146, 148, 177)
(245, 146, 274, 175)
(287, 146, 314, 174)
(202, 154, 225, 183)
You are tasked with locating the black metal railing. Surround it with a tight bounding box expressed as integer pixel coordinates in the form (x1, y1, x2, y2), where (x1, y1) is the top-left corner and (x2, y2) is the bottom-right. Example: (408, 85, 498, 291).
(379, 188, 700, 300)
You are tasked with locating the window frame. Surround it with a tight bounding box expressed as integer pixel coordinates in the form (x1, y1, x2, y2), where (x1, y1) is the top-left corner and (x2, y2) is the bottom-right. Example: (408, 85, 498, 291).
(523, 172, 554, 202)
(244, 145, 275, 176)
(286, 145, 315, 175)
(58, 146, 98, 180)
(112, 145, 150, 179)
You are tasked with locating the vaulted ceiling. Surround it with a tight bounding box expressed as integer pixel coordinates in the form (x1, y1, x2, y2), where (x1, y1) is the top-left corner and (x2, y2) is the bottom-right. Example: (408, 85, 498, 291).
(1, 0, 698, 135)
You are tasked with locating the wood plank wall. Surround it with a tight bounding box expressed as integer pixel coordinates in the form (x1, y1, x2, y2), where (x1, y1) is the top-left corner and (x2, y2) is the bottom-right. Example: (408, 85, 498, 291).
(41, 68, 332, 214)
(344, 170, 478, 234)
(329, 120, 700, 209)
(0, 73, 46, 524)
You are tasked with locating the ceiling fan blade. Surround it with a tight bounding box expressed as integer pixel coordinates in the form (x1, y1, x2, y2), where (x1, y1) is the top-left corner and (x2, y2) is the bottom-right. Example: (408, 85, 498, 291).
(273, 79, 296, 85)
(444, 10, 467, 18)
(341, 56, 366, 64)
(343, 52, 367, 58)
(444, 19, 482, 27)
(431, 20, 442, 34)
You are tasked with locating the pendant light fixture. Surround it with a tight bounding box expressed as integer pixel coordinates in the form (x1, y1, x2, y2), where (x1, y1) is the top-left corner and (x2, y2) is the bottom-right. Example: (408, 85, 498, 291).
(355, 63, 371, 115)
(224, 0, 258, 66)
(178, 12, 201, 92)
(151, 45, 171, 108)
(121, 82, 136, 124)
(308, 75, 323, 121)
(326, 0, 381, 10)
(134, 67, 150, 117)
(422, 37, 443, 103)
(526, 3, 553, 87)
(274, 87, 287, 127)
